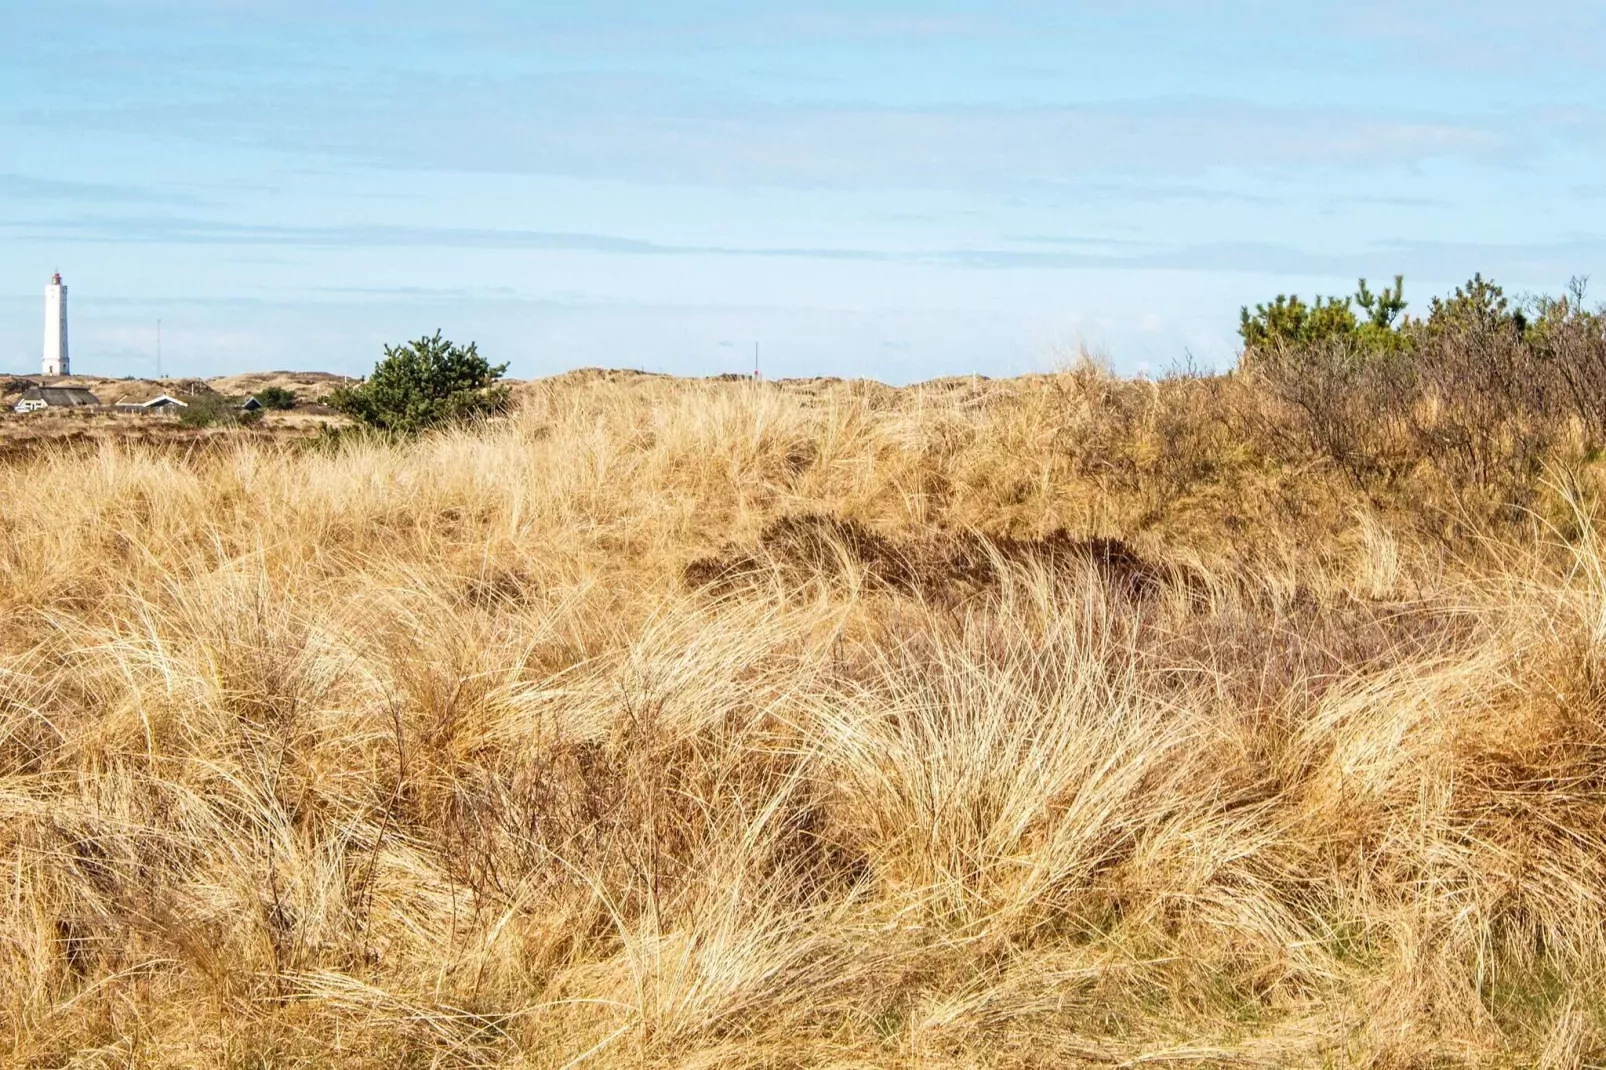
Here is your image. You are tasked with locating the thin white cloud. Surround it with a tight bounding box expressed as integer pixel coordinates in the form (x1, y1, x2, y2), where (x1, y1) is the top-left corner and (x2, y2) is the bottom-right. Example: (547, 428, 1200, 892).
(10, 214, 1604, 286)
(0, 173, 201, 206)
(10, 79, 1523, 190)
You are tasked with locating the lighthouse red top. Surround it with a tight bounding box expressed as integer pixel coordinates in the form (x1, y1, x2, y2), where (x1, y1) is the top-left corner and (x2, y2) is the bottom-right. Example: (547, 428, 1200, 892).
(51, 273, 61, 285)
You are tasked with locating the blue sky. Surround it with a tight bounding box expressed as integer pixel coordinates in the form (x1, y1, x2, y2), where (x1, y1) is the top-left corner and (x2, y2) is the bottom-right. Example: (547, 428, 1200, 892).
(2, 1, 1603, 382)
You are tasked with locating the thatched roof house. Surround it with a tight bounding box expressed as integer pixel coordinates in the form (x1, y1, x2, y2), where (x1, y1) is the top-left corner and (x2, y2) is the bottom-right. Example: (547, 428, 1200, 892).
(14, 386, 100, 413)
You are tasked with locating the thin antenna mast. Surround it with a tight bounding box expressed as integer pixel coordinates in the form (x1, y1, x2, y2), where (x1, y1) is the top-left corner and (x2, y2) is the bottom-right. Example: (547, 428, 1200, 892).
(754, 342, 760, 381)
(156, 320, 162, 379)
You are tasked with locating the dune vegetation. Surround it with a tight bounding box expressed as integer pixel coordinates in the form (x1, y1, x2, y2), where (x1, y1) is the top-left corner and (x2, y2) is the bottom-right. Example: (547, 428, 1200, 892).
(7, 281, 1606, 1067)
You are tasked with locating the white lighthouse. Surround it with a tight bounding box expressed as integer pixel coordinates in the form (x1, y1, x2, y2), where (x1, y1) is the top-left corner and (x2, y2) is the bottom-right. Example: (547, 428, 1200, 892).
(43, 273, 69, 377)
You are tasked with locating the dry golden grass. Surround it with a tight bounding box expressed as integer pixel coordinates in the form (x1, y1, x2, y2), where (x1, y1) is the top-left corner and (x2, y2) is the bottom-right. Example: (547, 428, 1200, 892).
(3, 367, 1606, 1067)
(0, 373, 352, 453)
(2, 371, 353, 407)
(0, 410, 337, 468)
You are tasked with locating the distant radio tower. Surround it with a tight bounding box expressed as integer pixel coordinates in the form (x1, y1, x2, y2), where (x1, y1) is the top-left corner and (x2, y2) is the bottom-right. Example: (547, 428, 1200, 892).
(157, 319, 162, 379)
(42, 273, 68, 376)
(754, 342, 761, 381)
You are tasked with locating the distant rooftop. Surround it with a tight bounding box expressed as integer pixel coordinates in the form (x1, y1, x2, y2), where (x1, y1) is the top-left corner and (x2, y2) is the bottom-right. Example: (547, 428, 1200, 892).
(17, 386, 99, 407)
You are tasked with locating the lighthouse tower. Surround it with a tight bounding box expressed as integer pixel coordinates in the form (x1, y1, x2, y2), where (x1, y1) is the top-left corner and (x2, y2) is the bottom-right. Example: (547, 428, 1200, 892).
(43, 273, 69, 377)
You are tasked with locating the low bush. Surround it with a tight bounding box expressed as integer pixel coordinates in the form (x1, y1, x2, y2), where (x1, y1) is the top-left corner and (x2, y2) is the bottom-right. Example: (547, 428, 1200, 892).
(328, 331, 509, 433)
(177, 393, 263, 429)
(253, 385, 298, 410)
(1243, 273, 1606, 502)
(1240, 275, 1408, 357)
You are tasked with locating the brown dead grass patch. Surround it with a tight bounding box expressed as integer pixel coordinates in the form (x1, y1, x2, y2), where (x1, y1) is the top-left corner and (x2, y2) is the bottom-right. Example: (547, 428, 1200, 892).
(685, 512, 1191, 602)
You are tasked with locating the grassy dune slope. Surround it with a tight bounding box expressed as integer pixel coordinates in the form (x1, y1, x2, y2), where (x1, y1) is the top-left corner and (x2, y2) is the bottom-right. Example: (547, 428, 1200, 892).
(2, 369, 1605, 1067)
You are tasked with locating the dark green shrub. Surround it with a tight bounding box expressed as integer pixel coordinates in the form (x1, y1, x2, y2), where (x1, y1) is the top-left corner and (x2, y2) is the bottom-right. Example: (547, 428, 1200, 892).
(1421, 273, 1527, 337)
(1355, 276, 1409, 332)
(328, 332, 509, 434)
(1240, 276, 1409, 363)
(254, 386, 298, 410)
(177, 394, 226, 428)
(177, 394, 262, 428)
(1240, 292, 1359, 354)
